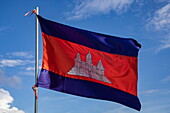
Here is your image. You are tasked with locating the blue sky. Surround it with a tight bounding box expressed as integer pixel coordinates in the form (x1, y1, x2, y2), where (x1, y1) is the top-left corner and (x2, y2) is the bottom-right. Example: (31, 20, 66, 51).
(0, 0, 170, 113)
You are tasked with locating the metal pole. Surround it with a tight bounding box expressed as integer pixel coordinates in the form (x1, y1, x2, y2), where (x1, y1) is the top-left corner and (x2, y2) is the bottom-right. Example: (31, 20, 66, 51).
(35, 6, 39, 113)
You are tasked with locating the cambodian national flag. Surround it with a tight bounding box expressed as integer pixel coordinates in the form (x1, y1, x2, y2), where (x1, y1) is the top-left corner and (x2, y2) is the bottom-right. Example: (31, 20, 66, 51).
(37, 15, 141, 111)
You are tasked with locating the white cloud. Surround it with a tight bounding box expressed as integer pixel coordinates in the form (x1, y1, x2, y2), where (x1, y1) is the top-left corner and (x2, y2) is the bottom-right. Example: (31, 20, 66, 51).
(41, 96, 75, 102)
(18, 71, 34, 76)
(161, 75, 170, 83)
(0, 59, 23, 67)
(0, 52, 34, 67)
(0, 69, 22, 88)
(141, 89, 159, 94)
(0, 26, 11, 32)
(135, 0, 145, 9)
(103, 107, 128, 113)
(146, 2, 170, 51)
(160, 89, 170, 94)
(155, 33, 170, 52)
(25, 67, 35, 71)
(154, 0, 169, 3)
(0, 88, 25, 113)
(68, 0, 134, 19)
(141, 89, 170, 95)
(7, 52, 33, 59)
(147, 3, 170, 30)
(25, 65, 41, 71)
(0, 59, 34, 67)
(18, 66, 42, 76)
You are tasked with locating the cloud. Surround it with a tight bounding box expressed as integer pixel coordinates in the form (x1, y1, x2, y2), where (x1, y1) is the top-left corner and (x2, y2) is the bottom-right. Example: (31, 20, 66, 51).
(157, 33, 170, 51)
(0, 26, 11, 32)
(18, 71, 34, 76)
(146, 2, 170, 51)
(161, 75, 170, 83)
(141, 89, 159, 94)
(103, 107, 128, 113)
(0, 88, 25, 113)
(25, 66, 41, 71)
(154, 0, 169, 3)
(18, 66, 42, 76)
(0, 59, 24, 67)
(135, 0, 145, 9)
(0, 51, 34, 67)
(0, 59, 34, 67)
(7, 52, 33, 59)
(25, 67, 35, 71)
(68, 0, 134, 19)
(42, 96, 72, 102)
(141, 89, 170, 95)
(147, 3, 170, 30)
(0, 69, 22, 88)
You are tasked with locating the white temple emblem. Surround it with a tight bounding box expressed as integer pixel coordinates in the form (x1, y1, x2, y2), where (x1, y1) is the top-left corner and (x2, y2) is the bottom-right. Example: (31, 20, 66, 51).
(68, 52, 111, 83)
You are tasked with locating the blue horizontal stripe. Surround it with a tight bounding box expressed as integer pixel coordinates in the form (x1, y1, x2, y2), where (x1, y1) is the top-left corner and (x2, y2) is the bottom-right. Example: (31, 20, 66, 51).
(37, 15, 141, 57)
(37, 69, 141, 111)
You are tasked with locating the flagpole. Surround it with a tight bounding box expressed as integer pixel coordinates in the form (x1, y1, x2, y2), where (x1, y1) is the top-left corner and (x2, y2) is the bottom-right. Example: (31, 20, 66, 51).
(35, 6, 39, 113)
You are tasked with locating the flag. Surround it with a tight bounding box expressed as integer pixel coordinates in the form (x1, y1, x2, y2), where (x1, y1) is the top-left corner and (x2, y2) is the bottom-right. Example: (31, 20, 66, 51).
(37, 15, 141, 111)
